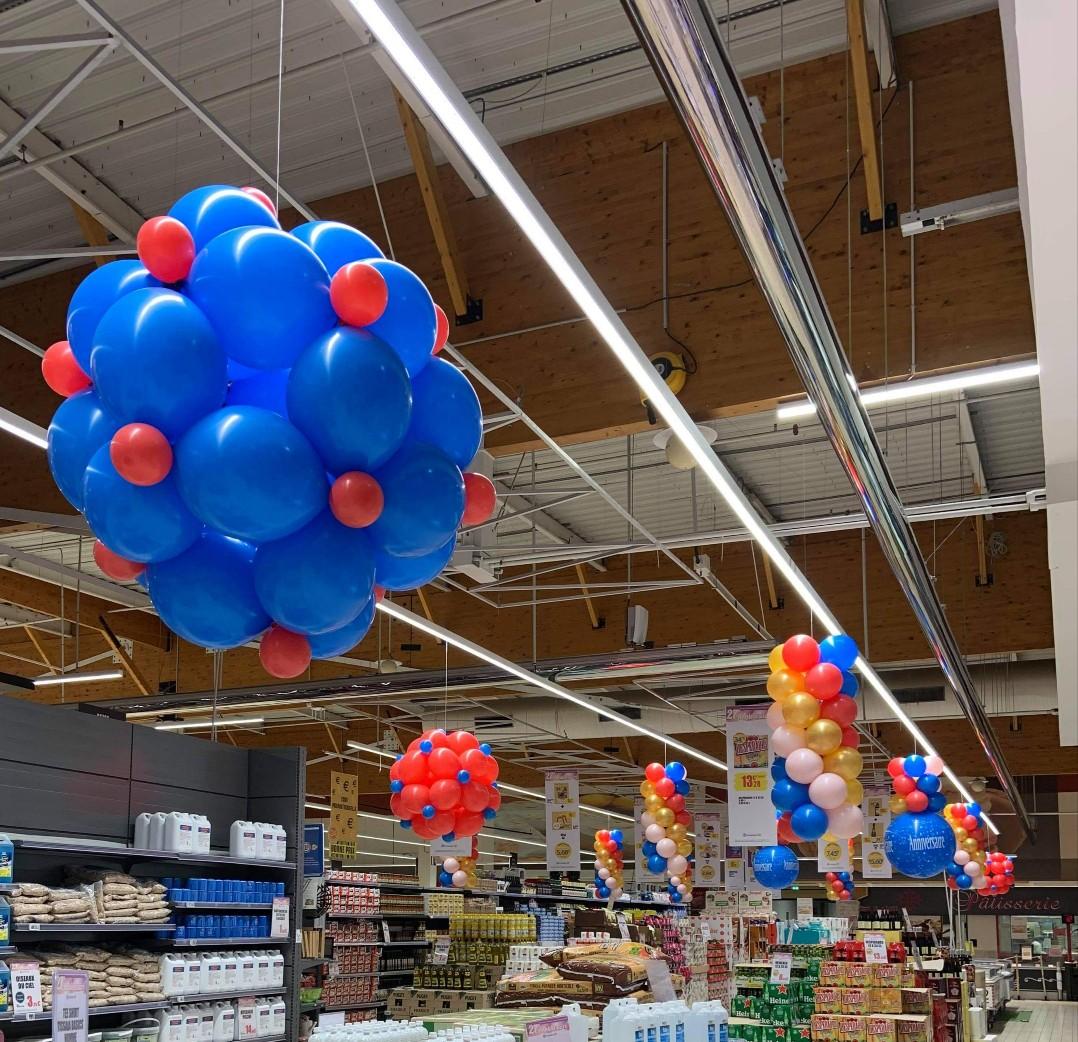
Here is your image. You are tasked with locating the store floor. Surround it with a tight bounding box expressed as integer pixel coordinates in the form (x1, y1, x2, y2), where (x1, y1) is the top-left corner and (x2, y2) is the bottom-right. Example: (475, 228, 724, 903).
(995, 1001, 1078, 1040)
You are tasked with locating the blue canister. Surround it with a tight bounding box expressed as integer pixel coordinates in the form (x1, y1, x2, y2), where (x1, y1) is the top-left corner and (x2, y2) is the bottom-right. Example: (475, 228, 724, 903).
(0, 897, 9, 945)
(0, 835, 13, 884)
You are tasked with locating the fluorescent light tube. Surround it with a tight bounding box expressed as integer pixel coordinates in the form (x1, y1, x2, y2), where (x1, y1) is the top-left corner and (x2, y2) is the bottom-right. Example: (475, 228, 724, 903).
(0, 406, 48, 450)
(154, 716, 264, 731)
(497, 782, 637, 824)
(34, 670, 124, 686)
(347, 740, 394, 758)
(777, 361, 1041, 419)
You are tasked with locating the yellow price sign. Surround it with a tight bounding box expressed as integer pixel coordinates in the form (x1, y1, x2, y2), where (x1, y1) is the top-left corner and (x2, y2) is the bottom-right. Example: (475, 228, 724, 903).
(734, 771, 768, 792)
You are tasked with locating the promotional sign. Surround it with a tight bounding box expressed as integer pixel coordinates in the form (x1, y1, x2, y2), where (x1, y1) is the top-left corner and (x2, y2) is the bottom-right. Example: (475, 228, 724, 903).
(431, 938, 451, 965)
(863, 934, 889, 964)
(725, 845, 747, 891)
(545, 771, 580, 872)
(739, 890, 773, 915)
(329, 770, 358, 862)
(694, 809, 725, 888)
(770, 952, 793, 983)
(10, 960, 43, 1017)
(431, 832, 472, 858)
(270, 896, 290, 938)
(861, 790, 893, 879)
(51, 970, 88, 1042)
(303, 823, 325, 877)
(725, 706, 776, 846)
(635, 799, 665, 882)
(796, 897, 814, 920)
(704, 891, 739, 913)
(818, 834, 852, 873)
(525, 1015, 572, 1042)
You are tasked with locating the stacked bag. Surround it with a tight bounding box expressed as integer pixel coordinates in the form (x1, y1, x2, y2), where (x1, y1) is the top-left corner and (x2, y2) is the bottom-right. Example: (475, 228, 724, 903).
(67, 870, 172, 925)
(7, 882, 95, 924)
(19, 945, 165, 1008)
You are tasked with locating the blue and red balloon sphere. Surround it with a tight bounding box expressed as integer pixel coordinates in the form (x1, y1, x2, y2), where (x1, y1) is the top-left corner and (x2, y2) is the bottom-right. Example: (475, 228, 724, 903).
(43, 185, 498, 678)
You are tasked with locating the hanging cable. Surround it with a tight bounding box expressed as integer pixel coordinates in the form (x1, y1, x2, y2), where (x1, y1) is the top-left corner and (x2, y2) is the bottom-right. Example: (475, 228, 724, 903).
(274, 0, 286, 213)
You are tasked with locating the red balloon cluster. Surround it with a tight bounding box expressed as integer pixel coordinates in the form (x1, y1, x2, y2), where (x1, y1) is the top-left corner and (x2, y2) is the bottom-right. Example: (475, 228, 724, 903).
(824, 869, 853, 901)
(977, 850, 1016, 896)
(388, 728, 501, 841)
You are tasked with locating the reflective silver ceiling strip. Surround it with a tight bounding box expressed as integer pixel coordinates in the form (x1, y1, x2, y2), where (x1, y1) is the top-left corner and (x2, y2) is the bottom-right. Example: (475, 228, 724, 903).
(620, 0, 1034, 839)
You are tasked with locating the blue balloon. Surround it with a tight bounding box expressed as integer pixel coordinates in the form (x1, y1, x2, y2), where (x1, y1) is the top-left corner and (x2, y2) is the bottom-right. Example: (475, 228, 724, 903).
(168, 184, 279, 251)
(175, 406, 326, 543)
(819, 634, 859, 671)
(955, 873, 973, 890)
(290, 221, 384, 276)
(370, 442, 464, 557)
(610, 830, 624, 844)
(255, 512, 375, 635)
(390, 780, 403, 793)
(675, 779, 690, 795)
(752, 845, 799, 890)
(66, 260, 158, 372)
(791, 803, 829, 841)
(837, 871, 852, 884)
(641, 841, 657, 858)
(82, 446, 201, 564)
(226, 370, 290, 419)
(928, 793, 947, 813)
(771, 757, 788, 782)
(373, 536, 456, 591)
(967, 802, 982, 817)
(422, 805, 435, 819)
(146, 531, 269, 649)
(903, 754, 927, 779)
(665, 761, 687, 783)
(670, 892, 682, 903)
(839, 671, 860, 696)
(406, 357, 482, 469)
(596, 884, 610, 899)
(363, 259, 437, 378)
(438, 870, 453, 887)
(90, 289, 227, 440)
(884, 810, 955, 878)
(420, 741, 433, 754)
(47, 391, 122, 511)
(917, 773, 941, 795)
(288, 327, 412, 474)
(771, 778, 810, 812)
(307, 597, 376, 659)
(647, 853, 667, 874)
(187, 226, 335, 369)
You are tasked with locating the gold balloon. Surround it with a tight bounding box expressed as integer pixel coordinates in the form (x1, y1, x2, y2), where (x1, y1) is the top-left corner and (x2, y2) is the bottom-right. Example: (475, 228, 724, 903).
(954, 827, 968, 842)
(889, 795, 908, 815)
(805, 718, 842, 755)
(645, 793, 665, 812)
(845, 778, 864, 807)
(782, 691, 821, 727)
(767, 668, 805, 702)
(676, 838, 693, 856)
(768, 646, 787, 673)
(823, 746, 863, 781)
(640, 780, 656, 798)
(655, 807, 675, 828)
(962, 837, 979, 853)
(668, 823, 687, 840)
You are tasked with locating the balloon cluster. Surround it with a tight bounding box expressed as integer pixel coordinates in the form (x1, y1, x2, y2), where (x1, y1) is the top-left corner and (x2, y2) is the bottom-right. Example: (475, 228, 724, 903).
(824, 869, 853, 901)
(883, 755, 955, 878)
(971, 850, 1016, 896)
(44, 185, 498, 678)
(639, 761, 694, 903)
(438, 837, 480, 889)
(767, 634, 865, 844)
(389, 728, 500, 843)
(941, 800, 1009, 894)
(591, 828, 625, 900)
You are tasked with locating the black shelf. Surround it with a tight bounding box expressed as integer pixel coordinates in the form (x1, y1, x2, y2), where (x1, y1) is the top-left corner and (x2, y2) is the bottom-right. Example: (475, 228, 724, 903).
(172, 902, 275, 910)
(13, 838, 294, 872)
(166, 986, 287, 1003)
(1, 999, 169, 1023)
(167, 937, 289, 947)
(14, 923, 174, 934)
(322, 1001, 386, 1012)
(328, 941, 381, 948)
(497, 891, 668, 909)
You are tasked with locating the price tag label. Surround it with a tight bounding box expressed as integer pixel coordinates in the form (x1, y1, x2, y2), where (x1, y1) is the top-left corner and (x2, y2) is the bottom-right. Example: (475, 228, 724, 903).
(26, 923, 40, 932)
(431, 938, 451, 965)
(381, 920, 392, 943)
(770, 952, 793, 984)
(11, 959, 43, 1015)
(1021, 946, 1033, 961)
(864, 933, 888, 964)
(321, 1012, 346, 1027)
(525, 1015, 572, 1042)
(733, 772, 767, 792)
(645, 959, 677, 1001)
(270, 896, 290, 939)
(52, 970, 89, 1042)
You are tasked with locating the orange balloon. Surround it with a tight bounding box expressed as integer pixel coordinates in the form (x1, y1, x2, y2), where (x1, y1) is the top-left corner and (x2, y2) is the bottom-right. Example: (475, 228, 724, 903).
(767, 669, 805, 701)
(768, 646, 787, 673)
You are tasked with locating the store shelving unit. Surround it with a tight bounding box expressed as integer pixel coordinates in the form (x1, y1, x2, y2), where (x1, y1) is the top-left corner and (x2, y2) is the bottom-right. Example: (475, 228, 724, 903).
(168, 936, 291, 947)
(12, 923, 175, 935)
(1, 999, 171, 1023)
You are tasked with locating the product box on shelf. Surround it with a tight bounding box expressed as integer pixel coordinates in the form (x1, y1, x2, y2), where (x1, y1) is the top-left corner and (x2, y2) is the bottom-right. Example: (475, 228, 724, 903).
(899, 989, 933, 1015)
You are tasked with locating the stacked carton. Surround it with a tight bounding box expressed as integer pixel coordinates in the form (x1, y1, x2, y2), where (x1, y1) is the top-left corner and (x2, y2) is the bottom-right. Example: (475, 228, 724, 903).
(809, 960, 933, 1042)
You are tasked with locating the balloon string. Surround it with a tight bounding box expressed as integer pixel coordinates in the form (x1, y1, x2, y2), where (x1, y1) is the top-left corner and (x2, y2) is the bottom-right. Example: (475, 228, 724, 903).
(274, 0, 285, 214)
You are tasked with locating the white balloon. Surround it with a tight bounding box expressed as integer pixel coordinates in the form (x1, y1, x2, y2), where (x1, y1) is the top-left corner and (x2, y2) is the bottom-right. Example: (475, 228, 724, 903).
(668, 854, 689, 876)
(452, 870, 468, 887)
(965, 862, 981, 877)
(593, 859, 603, 871)
(612, 887, 624, 898)
(669, 876, 681, 887)
(641, 812, 656, 828)
(656, 838, 677, 858)
(443, 858, 460, 874)
(766, 700, 786, 730)
(645, 823, 666, 844)
(677, 884, 689, 895)
(954, 850, 970, 866)
(598, 867, 611, 880)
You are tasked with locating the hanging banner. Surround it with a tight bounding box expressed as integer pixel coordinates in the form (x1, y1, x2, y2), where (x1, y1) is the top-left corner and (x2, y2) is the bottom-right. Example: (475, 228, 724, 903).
(635, 799, 665, 882)
(329, 770, 358, 862)
(694, 809, 726, 888)
(818, 834, 852, 873)
(861, 790, 893, 879)
(303, 823, 325, 877)
(545, 770, 580, 871)
(725, 706, 776, 846)
(725, 845, 747, 891)
(432, 832, 472, 859)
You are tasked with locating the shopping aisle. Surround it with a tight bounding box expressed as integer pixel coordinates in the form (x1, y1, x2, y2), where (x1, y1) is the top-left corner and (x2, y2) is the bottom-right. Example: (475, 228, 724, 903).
(996, 1001, 1078, 1040)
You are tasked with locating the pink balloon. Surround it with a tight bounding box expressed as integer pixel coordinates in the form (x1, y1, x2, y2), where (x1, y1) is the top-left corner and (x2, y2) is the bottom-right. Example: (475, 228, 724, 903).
(645, 823, 667, 843)
(452, 870, 468, 887)
(954, 850, 970, 865)
(766, 700, 786, 730)
(443, 857, 460, 874)
(668, 855, 689, 876)
(786, 747, 824, 784)
(771, 724, 807, 758)
(669, 876, 681, 887)
(656, 838, 677, 858)
(641, 812, 656, 828)
(827, 803, 864, 839)
(924, 754, 945, 777)
(809, 772, 849, 810)
(965, 862, 982, 877)
(677, 884, 689, 895)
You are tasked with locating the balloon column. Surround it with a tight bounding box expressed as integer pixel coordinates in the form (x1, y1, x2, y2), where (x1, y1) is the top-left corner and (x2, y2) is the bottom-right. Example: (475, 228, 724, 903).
(824, 869, 854, 901)
(977, 850, 1017, 896)
(639, 762, 694, 903)
(43, 185, 499, 679)
(389, 728, 501, 871)
(438, 836, 480, 890)
(883, 755, 954, 878)
(767, 634, 866, 845)
(941, 800, 1009, 894)
(592, 829, 625, 900)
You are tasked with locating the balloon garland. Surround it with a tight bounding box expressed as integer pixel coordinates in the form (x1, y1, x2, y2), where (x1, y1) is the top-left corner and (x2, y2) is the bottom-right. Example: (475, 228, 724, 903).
(639, 761, 694, 903)
(592, 828, 625, 900)
(824, 869, 854, 901)
(941, 800, 1012, 894)
(388, 728, 500, 853)
(44, 185, 498, 679)
(767, 634, 866, 845)
(882, 755, 954, 878)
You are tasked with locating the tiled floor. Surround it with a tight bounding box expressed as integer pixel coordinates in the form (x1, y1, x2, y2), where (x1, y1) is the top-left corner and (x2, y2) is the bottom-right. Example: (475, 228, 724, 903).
(994, 1001, 1078, 1040)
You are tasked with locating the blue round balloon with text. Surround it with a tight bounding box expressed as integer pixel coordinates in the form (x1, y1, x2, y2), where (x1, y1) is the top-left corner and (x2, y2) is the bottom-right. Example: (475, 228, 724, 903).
(884, 811, 955, 879)
(752, 845, 799, 890)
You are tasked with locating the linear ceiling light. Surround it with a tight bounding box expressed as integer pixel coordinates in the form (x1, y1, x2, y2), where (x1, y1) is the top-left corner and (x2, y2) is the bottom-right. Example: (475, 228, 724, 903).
(776, 361, 1041, 420)
(153, 716, 265, 731)
(497, 782, 637, 824)
(34, 670, 124, 686)
(351, 0, 997, 835)
(0, 407, 48, 450)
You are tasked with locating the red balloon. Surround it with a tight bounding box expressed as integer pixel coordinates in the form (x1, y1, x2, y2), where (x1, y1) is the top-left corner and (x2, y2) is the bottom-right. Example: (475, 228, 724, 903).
(461, 747, 498, 785)
(821, 695, 858, 728)
(645, 763, 667, 783)
(886, 758, 907, 778)
(782, 634, 820, 673)
(453, 810, 484, 837)
(411, 815, 440, 840)
(429, 778, 462, 811)
(597, 830, 611, 843)
(110, 423, 173, 486)
(428, 810, 456, 837)
(676, 811, 693, 826)
(389, 792, 404, 819)
(433, 304, 449, 355)
(92, 540, 144, 581)
(374, 585, 386, 602)
(41, 340, 91, 397)
(654, 777, 675, 799)
(398, 750, 430, 785)
(825, 872, 837, 883)
(952, 804, 967, 818)
(461, 780, 491, 813)
(330, 261, 389, 327)
(840, 726, 860, 748)
(400, 784, 430, 815)
(893, 775, 916, 796)
(448, 730, 480, 755)
(777, 813, 798, 844)
(330, 472, 383, 527)
(389, 760, 402, 782)
(461, 473, 497, 527)
(667, 794, 685, 813)
(428, 746, 462, 781)
(805, 662, 843, 701)
(906, 790, 929, 813)
(428, 729, 450, 749)
(486, 786, 501, 812)
(241, 186, 277, 216)
(963, 815, 978, 832)
(136, 216, 195, 283)
(259, 625, 311, 678)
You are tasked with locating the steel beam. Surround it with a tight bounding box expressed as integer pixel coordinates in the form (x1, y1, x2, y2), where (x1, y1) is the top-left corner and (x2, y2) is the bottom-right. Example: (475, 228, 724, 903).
(0, 33, 113, 54)
(0, 245, 135, 261)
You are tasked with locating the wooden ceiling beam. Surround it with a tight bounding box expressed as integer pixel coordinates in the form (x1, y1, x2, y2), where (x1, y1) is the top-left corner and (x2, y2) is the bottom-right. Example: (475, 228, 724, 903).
(69, 201, 114, 268)
(846, 0, 884, 222)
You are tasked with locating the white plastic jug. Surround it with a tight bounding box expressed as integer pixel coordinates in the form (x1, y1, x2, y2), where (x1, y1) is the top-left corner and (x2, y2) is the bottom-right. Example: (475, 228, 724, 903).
(268, 950, 284, 987)
(230, 821, 258, 859)
(193, 814, 212, 853)
(198, 1004, 215, 1042)
(211, 1002, 235, 1042)
(219, 952, 239, 991)
(134, 813, 153, 849)
(273, 824, 287, 862)
(254, 951, 272, 988)
(165, 811, 195, 853)
(256, 823, 276, 861)
(237, 953, 257, 989)
(200, 953, 223, 993)
(149, 812, 168, 850)
(254, 997, 272, 1038)
(157, 1007, 186, 1042)
(182, 1005, 202, 1042)
(160, 953, 188, 997)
